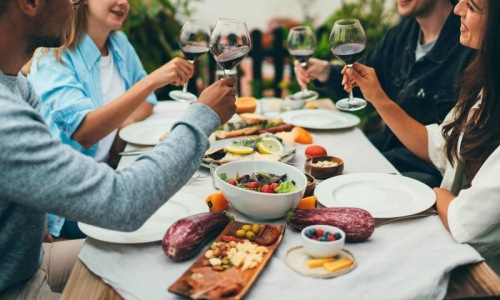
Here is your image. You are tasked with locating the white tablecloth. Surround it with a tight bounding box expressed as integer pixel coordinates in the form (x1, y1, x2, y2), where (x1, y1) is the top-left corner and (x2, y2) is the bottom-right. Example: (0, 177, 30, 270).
(79, 101, 483, 300)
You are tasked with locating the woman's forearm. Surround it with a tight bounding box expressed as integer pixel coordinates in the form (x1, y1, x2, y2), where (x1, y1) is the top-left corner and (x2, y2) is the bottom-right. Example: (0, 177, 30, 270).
(72, 76, 157, 148)
(372, 95, 431, 162)
(434, 187, 456, 230)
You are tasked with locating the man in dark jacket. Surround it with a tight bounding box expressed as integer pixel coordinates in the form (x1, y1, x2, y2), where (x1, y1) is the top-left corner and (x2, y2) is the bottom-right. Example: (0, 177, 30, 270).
(295, 0, 475, 187)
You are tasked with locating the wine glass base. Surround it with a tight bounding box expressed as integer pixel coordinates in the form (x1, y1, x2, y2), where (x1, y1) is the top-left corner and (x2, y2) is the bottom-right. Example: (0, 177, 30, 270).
(290, 90, 319, 102)
(169, 90, 198, 103)
(335, 97, 367, 111)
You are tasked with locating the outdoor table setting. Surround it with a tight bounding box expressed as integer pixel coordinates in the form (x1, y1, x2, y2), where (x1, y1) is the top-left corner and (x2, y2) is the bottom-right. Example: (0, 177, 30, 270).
(61, 99, 500, 300)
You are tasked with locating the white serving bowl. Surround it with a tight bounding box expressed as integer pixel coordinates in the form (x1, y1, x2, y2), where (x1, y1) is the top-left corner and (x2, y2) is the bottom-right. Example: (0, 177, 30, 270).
(301, 225, 345, 258)
(215, 160, 307, 220)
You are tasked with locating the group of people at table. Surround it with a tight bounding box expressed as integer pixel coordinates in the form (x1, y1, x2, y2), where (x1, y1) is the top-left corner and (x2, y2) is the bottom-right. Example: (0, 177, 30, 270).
(0, 0, 498, 298)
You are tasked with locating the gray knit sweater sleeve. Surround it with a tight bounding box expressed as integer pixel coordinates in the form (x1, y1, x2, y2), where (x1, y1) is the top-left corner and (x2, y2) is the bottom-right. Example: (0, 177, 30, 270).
(0, 72, 220, 292)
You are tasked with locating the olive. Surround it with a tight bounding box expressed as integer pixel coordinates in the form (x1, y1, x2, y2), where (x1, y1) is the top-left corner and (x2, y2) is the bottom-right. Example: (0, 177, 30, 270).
(241, 224, 252, 231)
(252, 224, 260, 234)
(235, 229, 246, 238)
(245, 231, 256, 240)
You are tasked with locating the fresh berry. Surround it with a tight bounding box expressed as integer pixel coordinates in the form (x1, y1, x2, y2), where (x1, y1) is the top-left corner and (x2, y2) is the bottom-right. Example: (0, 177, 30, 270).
(227, 179, 237, 186)
(306, 228, 342, 242)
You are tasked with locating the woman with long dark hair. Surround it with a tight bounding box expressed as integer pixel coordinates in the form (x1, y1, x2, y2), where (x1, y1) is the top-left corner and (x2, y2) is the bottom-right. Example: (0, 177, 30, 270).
(345, 0, 499, 274)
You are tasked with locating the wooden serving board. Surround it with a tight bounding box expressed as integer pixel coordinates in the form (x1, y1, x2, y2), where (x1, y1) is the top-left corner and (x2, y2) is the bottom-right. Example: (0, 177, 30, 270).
(168, 221, 286, 299)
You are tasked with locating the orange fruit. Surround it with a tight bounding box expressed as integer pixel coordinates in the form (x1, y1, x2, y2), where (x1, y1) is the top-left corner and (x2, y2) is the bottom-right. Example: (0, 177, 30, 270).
(305, 145, 327, 157)
(305, 102, 317, 109)
(235, 97, 257, 114)
(297, 195, 318, 210)
(205, 192, 229, 212)
(292, 126, 313, 144)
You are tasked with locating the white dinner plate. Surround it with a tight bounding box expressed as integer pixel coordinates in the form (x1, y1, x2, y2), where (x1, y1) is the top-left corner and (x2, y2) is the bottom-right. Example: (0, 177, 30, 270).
(281, 109, 360, 130)
(314, 173, 436, 218)
(119, 119, 173, 146)
(78, 191, 208, 244)
(201, 137, 295, 168)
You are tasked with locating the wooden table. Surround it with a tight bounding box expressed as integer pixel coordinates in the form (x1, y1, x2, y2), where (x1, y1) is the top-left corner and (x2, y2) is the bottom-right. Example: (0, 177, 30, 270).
(61, 259, 500, 300)
(61, 100, 500, 299)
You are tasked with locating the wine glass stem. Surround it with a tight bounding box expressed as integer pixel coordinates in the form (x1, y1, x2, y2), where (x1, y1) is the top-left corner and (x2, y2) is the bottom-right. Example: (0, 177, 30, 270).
(182, 60, 194, 94)
(181, 82, 188, 93)
(301, 62, 309, 97)
(223, 69, 230, 78)
(347, 64, 354, 103)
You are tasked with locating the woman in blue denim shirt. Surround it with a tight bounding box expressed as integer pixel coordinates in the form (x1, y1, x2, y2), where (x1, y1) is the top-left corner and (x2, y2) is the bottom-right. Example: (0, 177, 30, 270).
(28, 0, 194, 239)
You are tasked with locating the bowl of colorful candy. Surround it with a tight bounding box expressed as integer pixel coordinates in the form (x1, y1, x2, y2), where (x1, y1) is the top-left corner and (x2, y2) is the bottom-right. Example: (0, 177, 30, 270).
(301, 225, 345, 258)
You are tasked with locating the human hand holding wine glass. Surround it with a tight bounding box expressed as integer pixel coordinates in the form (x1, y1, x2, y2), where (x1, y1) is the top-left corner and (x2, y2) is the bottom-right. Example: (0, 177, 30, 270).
(209, 18, 251, 82)
(329, 19, 367, 111)
(287, 26, 319, 101)
(169, 20, 211, 103)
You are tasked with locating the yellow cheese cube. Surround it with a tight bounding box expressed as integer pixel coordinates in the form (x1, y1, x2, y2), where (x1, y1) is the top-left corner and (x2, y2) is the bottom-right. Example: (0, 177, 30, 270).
(323, 257, 354, 273)
(306, 257, 335, 268)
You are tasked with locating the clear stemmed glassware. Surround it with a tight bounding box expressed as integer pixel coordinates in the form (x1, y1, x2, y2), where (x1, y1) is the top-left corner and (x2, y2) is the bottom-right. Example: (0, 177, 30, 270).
(287, 26, 319, 101)
(169, 20, 211, 103)
(209, 18, 251, 80)
(329, 19, 367, 111)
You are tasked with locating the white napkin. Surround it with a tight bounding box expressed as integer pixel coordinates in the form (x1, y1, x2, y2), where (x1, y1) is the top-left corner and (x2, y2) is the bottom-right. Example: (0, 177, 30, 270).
(79, 216, 483, 300)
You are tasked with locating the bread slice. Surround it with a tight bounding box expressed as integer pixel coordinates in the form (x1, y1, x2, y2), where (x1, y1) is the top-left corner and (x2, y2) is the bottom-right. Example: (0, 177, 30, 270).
(239, 113, 267, 124)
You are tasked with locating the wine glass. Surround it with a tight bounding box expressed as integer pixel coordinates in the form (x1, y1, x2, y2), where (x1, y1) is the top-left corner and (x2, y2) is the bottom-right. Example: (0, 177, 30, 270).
(329, 19, 367, 111)
(209, 18, 251, 79)
(287, 26, 319, 101)
(169, 20, 211, 103)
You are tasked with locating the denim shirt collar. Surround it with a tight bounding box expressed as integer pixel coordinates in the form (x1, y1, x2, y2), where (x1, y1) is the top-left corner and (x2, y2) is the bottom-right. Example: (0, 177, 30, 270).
(77, 33, 126, 71)
(405, 11, 462, 64)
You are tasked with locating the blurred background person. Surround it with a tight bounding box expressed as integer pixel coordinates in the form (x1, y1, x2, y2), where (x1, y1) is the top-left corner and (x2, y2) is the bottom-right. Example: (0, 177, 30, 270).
(294, 0, 475, 188)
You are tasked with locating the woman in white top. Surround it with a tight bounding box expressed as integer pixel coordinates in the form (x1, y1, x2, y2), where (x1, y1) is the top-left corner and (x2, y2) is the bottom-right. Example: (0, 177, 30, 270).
(343, 0, 499, 274)
(28, 0, 194, 239)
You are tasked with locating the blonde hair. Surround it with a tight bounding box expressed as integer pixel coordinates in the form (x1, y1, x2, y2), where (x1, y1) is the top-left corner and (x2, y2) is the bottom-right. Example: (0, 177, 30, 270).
(52, 4, 88, 61)
(24, 4, 87, 73)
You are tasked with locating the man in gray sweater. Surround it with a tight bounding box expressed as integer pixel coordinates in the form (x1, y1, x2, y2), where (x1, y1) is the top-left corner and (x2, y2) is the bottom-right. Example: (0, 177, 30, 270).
(0, 0, 237, 298)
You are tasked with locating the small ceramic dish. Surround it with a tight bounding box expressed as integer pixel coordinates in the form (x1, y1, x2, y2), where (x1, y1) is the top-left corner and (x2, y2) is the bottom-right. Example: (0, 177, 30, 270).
(301, 225, 345, 258)
(307, 155, 344, 180)
(304, 174, 316, 197)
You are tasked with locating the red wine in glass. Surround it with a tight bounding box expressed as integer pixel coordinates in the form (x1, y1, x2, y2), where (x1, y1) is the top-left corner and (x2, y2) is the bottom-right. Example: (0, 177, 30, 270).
(210, 19, 252, 80)
(181, 45, 209, 62)
(286, 26, 319, 102)
(331, 43, 365, 66)
(289, 49, 314, 66)
(169, 20, 211, 103)
(329, 19, 367, 111)
(215, 45, 250, 70)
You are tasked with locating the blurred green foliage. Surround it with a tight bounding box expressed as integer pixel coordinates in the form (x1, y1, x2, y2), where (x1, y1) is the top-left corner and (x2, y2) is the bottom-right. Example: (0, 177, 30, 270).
(122, 0, 203, 99)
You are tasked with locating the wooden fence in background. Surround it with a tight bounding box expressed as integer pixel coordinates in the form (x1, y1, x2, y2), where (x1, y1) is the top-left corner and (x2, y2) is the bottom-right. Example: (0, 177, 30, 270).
(206, 26, 329, 98)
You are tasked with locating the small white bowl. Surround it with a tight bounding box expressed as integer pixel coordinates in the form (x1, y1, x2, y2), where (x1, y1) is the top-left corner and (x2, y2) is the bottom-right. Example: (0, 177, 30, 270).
(281, 98, 306, 110)
(215, 160, 307, 220)
(301, 225, 345, 258)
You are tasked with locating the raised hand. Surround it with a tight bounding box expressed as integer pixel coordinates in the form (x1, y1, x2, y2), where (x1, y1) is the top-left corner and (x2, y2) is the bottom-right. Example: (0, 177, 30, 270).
(343, 63, 387, 105)
(150, 57, 195, 88)
(293, 59, 331, 91)
(198, 77, 237, 124)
